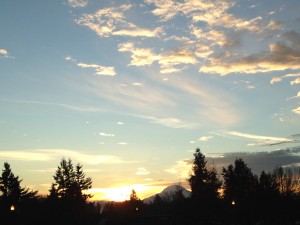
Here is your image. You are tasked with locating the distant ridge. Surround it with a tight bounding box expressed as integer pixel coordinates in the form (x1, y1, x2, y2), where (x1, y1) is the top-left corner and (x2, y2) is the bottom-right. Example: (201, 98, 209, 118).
(143, 184, 191, 204)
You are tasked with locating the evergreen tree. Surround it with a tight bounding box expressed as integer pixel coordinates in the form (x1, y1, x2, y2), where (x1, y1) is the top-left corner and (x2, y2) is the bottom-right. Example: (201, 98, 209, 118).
(50, 158, 92, 202)
(0, 162, 37, 205)
(130, 189, 139, 201)
(258, 170, 279, 196)
(222, 158, 258, 204)
(188, 148, 222, 200)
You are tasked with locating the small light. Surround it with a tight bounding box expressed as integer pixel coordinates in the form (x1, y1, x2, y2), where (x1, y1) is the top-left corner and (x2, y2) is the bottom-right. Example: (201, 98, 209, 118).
(231, 200, 235, 205)
(10, 205, 15, 211)
(135, 207, 139, 211)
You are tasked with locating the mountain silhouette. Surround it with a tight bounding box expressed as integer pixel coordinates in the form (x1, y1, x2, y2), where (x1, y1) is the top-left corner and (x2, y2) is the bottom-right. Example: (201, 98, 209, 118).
(143, 185, 191, 204)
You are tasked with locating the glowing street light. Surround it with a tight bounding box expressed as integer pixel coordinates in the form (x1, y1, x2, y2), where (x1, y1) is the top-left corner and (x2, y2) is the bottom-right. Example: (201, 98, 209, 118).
(231, 200, 236, 206)
(10, 205, 15, 211)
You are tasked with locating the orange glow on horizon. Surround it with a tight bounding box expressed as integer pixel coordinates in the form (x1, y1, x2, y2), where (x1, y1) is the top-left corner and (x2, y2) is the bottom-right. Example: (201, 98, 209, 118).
(85, 183, 177, 202)
(87, 184, 154, 202)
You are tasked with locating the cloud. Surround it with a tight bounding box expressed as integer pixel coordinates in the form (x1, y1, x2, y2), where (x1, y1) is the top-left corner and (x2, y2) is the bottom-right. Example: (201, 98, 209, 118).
(1, 99, 105, 113)
(198, 136, 213, 142)
(205, 147, 300, 175)
(118, 42, 159, 66)
(113, 27, 163, 37)
(76, 4, 163, 38)
(267, 20, 283, 30)
(144, 0, 180, 21)
(80, 65, 240, 128)
(165, 160, 191, 179)
(0, 48, 13, 59)
(72, 2, 300, 77)
(67, 0, 88, 8)
(292, 107, 300, 115)
(118, 42, 197, 73)
(0, 149, 133, 165)
(228, 131, 297, 146)
(142, 115, 199, 129)
(136, 167, 150, 175)
(146, 0, 262, 33)
(0, 49, 8, 55)
(270, 72, 300, 84)
(0, 151, 54, 161)
(291, 78, 300, 85)
(158, 48, 198, 74)
(132, 82, 143, 86)
(77, 63, 116, 76)
(201, 41, 300, 75)
(64, 55, 76, 62)
(118, 142, 128, 145)
(99, 132, 115, 137)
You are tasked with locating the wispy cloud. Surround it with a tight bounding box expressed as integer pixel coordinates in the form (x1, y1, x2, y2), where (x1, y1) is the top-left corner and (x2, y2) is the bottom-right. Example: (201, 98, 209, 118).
(118, 42, 197, 73)
(198, 136, 213, 142)
(67, 0, 88, 8)
(228, 131, 297, 146)
(270, 72, 300, 84)
(1, 99, 105, 113)
(99, 132, 115, 137)
(136, 167, 150, 176)
(118, 42, 159, 66)
(118, 142, 128, 145)
(64, 56, 116, 76)
(201, 31, 300, 75)
(76, 4, 163, 38)
(146, 0, 262, 33)
(140, 115, 199, 129)
(77, 63, 116, 76)
(292, 107, 300, 115)
(0, 149, 134, 165)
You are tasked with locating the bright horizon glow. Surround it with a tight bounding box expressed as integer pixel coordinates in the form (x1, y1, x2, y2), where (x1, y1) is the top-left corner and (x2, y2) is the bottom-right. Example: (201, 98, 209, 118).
(87, 184, 155, 202)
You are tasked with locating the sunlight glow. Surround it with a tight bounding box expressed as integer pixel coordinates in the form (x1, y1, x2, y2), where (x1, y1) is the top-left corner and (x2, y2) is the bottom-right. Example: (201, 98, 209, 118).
(88, 184, 150, 202)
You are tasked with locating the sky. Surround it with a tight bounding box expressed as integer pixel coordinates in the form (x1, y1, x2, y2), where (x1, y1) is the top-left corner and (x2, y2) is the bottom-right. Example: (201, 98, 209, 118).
(0, 0, 300, 201)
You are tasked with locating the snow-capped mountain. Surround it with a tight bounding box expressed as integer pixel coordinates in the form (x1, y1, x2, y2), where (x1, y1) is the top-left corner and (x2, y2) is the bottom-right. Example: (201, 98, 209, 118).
(143, 185, 191, 204)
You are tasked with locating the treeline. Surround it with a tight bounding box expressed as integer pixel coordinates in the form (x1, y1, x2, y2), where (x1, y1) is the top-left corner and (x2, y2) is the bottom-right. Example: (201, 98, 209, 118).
(104, 148, 300, 225)
(0, 149, 299, 225)
(0, 158, 100, 225)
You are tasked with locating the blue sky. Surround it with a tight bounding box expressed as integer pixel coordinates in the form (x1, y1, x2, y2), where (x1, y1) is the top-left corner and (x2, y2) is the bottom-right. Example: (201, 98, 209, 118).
(1, 0, 300, 201)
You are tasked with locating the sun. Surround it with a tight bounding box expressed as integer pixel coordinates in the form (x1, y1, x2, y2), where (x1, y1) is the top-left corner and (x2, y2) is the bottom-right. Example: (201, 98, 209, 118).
(87, 184, 150, 202)
(103, 186, 130, 202)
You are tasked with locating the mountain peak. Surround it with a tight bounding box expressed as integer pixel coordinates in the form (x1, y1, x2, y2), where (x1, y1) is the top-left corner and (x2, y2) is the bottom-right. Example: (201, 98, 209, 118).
(143, 184, 191, 204)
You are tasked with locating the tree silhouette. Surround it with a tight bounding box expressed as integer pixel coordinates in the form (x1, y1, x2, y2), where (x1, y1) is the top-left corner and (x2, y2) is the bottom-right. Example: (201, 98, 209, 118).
(273, 166, 300, 197)
(222, 158, 258, 204)
(0, 162, 37, 205)
(46, 158, 97, 225)
(130, 189, 139, 201)
(188, 148, 222, 201)
(0, 162, 38, 225)
(49, 158, 92, 202)
(258, 170, 279, 196)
